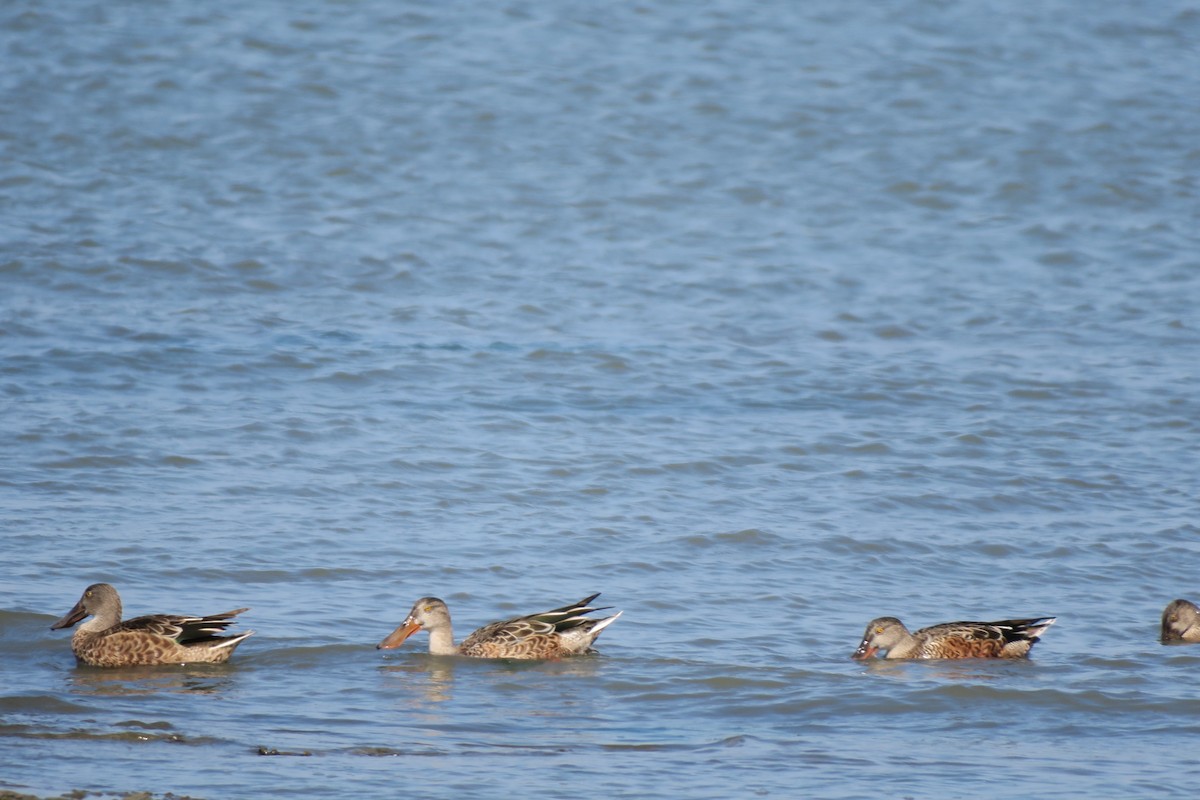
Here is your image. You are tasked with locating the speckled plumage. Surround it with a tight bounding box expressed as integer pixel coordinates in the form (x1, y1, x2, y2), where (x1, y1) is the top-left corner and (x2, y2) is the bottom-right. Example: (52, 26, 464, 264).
(377, 593, 621, 659)
(1161, 599, 1200, 644)
(50, 583, 253, 667)
(852, 615, 1055, 660)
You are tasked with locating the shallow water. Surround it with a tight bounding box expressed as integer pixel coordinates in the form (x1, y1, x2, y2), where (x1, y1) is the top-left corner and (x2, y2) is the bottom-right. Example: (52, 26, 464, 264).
(2, 0, 1199, 797)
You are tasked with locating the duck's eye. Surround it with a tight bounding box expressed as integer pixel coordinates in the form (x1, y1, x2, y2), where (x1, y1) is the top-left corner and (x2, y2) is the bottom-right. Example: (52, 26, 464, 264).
(424, 605, 435, 613)
(875, 626, 884, 634)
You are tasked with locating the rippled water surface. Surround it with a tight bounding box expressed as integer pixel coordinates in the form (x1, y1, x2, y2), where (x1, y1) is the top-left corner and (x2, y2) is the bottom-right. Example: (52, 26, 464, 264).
(2, 1, 1199, 798)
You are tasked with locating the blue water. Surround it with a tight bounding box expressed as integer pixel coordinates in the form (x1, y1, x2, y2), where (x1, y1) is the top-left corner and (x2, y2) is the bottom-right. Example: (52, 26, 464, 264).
(2, 0, 1199, 798)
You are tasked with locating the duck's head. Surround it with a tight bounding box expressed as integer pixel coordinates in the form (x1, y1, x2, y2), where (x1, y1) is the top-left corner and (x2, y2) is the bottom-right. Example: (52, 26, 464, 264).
(50, 583, 121, 630)
(851, 616, 906, 659)
(1161, 599, 1200, 643)
(377, 597, 451, 649)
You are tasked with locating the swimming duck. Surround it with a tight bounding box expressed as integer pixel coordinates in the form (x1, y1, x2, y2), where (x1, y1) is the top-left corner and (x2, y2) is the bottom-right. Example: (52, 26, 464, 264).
(50, 583, 253, 667)
(852, 615, 1055, 659)
(377, 592, 621, 659)
(1161, 599, 1200, 643)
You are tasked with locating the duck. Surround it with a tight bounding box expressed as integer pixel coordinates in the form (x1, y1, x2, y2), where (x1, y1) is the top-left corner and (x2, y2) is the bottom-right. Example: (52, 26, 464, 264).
(50, 583, 253, 667)
(377, 592, 621, 659)
(852, 615, 1055, 660)
(1161, 599, 1200, 643)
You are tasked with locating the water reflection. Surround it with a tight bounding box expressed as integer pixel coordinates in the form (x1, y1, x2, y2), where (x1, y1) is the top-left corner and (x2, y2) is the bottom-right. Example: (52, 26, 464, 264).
(378, 652, 608, 706)
(63, 664, 237, 696)
(856, 658, 1037, 682)
(378, 655, 457, 704)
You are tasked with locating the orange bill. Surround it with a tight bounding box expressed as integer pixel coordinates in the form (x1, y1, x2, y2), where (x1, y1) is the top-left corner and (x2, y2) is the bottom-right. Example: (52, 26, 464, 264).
(376, 620, 422, 650)
(851, 643, 877, 660)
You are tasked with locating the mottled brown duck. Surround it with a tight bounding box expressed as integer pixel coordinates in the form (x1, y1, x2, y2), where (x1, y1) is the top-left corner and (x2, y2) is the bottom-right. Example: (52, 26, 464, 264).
(852, 615, 1055, 660)
(377, 592, 621, 659)
(1161, 599, 1200, 644)
(50, 583, 253, 667)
